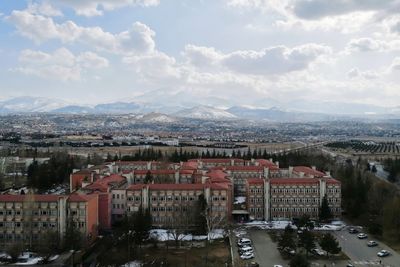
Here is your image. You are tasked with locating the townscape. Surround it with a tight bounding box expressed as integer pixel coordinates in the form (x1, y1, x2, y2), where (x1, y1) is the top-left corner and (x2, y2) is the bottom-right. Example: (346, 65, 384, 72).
(2, 0, 400, 266)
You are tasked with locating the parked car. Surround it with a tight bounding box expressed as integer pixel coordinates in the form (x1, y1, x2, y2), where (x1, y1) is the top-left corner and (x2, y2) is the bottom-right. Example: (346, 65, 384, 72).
(239, 246, 254, 255)
(346, 263, 354, 267)
(240, 251, 254, 260)
(283, 247, 296, 255)
(247, 262, 259, 267)
(348, 228, 359, 234)
(367, 240, 378, 247)
(238, 239, 252, 247)
(311, 248, 327, 256)
(357, 233, 368, 239)
(377, 250, 390, 257)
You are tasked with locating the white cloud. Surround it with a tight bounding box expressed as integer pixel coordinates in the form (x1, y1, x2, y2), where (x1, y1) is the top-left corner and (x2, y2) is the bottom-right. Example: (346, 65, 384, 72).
(347, 68, 380, 80)
(290, 0, 397, 20)
(14, 48, 108, 81)
(346, 37, 400, 52)
(390, 57, 400, 71)
(54, 0, 160, 16)
(27, 2, 63, 17)
(184, 43, 332, 75)
(6, 10, 156, 55)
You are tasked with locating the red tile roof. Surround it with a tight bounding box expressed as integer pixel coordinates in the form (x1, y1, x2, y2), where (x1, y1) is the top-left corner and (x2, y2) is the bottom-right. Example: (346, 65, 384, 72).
(247, 178, 265, 185)
(128, 183, 230, 191)
(326, 178, 341, 184)
(0, 194, 61, 202)
(134, 170, 176, 175)
(226, 166, 264, 171)
(293, 166, 326, 177)
(68, 194, 97, 202)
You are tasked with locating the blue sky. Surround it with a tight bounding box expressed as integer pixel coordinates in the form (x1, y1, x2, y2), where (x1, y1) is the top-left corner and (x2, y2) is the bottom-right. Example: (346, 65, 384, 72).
(1, 0, 400, 110)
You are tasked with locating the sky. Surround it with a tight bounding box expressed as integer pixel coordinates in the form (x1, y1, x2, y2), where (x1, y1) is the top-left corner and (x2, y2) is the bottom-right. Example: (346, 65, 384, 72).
(1, 0, 400, 109)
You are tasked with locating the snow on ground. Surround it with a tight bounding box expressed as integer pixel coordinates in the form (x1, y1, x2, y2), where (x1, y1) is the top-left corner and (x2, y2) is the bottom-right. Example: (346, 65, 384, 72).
(14, 257, 43, 265)
(234, 196, 246, 204)
(150, 229, 226, 242)
(244, 220, 346, 231)
(120, 261, 142, 267)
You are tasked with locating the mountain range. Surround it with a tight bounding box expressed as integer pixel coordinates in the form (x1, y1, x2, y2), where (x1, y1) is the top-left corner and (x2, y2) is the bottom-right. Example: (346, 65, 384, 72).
(0, 96, 399, 122)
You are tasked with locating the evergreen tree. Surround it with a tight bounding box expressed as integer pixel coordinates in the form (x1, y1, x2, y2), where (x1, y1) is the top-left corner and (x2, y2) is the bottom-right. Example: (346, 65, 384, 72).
(289, 254, 310, 267)
(319, 195, 333, 222)
(278, 224, 295, 249)
(319, 233, 341, 257)
(194, 194, 208, 235)
(298, 230, 316, 256)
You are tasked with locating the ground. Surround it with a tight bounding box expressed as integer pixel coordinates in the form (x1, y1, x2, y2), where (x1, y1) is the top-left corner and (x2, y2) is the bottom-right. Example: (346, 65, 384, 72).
(334, 227, 400, 266)
(233, 227, 351, 267)
(97, 239, 231, 267)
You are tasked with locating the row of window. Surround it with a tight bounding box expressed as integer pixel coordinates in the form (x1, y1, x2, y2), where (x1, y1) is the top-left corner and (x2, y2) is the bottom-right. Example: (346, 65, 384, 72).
(0, 221, 57, 228)
(249, 188, 263, 193)
(271, 198, 319, 204)
(0, 210, 58, 216)
(249, 207, 263, 213)
(249, 198, 263, 203)
(271, 188, 319, 194)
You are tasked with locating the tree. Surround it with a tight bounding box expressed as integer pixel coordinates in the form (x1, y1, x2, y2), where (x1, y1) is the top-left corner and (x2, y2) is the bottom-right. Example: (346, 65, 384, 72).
(132, 206, 152, 246)
(289, 254, 310, 267)
(298, 230, 316, 256)
(193, 194, 208, 235)
(144, 171, 153, 184)
(319, 195, 333, 222)
(319, 233, 341, 257)
(7, 242, 23, 263)
(295, 214, 314, 231)
(37, 231, 61, 262)
(64, 216, 84, 250)
(278, 224, 295, 250)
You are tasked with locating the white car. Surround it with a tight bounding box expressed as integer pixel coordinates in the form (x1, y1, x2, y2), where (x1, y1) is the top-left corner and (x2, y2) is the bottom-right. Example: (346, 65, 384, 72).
(357, 233, 368, 239)
(240, 252, 254, 259)
(377, 250, 390, 257)
(312, 248, 327, 256)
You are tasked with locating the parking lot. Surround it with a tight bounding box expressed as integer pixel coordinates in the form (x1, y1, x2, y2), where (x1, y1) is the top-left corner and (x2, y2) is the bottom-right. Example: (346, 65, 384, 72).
(232, 227, 353, 267)
(334, 227, 400, 266)
(232, 227, 286, 267)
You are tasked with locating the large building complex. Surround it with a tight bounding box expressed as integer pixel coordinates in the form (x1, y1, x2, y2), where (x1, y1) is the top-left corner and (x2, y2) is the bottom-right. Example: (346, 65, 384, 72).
(0, 158, 341, 247)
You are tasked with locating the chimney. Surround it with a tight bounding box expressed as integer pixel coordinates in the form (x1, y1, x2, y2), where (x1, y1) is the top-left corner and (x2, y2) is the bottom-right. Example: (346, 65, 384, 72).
(275, 161, 279, 168)
(289, 166, 293, 177)
(312, 166, 316, 171)
(325, 171, 331, 177)
(299, 172, 304, 178)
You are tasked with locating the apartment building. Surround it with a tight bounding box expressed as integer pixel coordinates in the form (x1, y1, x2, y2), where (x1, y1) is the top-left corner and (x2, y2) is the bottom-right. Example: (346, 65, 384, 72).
(245, 177, 341, 221)
(126, 182, 232, 228)
(0, 194, 98, 248)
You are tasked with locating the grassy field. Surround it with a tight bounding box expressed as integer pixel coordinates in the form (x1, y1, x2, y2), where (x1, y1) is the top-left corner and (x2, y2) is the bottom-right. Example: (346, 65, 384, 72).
(97, 239, 231, 267)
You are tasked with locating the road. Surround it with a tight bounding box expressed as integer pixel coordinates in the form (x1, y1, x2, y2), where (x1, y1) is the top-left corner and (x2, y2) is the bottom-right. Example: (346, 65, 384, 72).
(334, 228, 400, 266)
(248, 229, 287, 267)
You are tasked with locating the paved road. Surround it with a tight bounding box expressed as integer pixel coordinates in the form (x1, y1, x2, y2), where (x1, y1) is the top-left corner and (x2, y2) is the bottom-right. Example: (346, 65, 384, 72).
(249, 229, 287, 267)
(334, 229, 400, 266)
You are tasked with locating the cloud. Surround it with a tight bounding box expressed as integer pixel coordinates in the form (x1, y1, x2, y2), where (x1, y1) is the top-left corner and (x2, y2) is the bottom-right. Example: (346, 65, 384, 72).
(184, 43, 332, 75)
(6, 10, 156, 55)
(13, 48, 108, 81)
(390, 57, 400, 71)
(27, 2, 63, 17)
(346, 37, 400, 52)
(347, 68, 380, 79)
(54, 0, 160, 16)
(290, 0, 396, 20)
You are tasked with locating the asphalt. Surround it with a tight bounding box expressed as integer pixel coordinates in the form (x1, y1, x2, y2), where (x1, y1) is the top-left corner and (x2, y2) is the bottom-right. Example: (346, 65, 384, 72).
(334, 228, 400, 267)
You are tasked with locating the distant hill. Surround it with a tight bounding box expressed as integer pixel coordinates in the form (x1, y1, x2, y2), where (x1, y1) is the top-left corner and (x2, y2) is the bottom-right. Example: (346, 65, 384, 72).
(173, 105, 237, 120)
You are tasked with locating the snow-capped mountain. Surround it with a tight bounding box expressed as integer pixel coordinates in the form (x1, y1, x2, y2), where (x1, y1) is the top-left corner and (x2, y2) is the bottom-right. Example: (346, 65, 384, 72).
(138, 113, 178, 123)
(173, 105, 237, 120)
(0, 96, 67, 113)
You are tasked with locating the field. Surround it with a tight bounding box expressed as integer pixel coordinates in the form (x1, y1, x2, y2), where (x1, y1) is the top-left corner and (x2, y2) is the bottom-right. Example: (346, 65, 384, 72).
(325, 140, 400, 155)
(97, 239, 231, 267)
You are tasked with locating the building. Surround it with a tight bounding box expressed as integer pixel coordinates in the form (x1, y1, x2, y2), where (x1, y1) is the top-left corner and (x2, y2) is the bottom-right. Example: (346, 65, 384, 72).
(0, 194, 98, 248)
